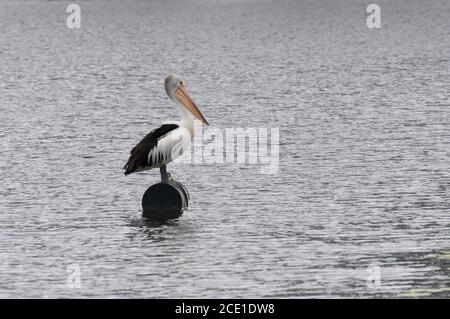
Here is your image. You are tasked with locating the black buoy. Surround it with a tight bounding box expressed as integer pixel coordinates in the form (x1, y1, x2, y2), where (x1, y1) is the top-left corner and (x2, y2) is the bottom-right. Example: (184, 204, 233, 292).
(142, 166, 189, 221)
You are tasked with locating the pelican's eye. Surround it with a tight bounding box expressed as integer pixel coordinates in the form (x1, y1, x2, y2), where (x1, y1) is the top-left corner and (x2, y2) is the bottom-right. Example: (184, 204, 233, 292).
(179, 81, 183, 86)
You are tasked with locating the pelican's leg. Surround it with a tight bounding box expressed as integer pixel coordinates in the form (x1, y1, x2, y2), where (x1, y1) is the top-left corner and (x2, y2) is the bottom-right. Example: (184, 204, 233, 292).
(160, 165, 169, 182)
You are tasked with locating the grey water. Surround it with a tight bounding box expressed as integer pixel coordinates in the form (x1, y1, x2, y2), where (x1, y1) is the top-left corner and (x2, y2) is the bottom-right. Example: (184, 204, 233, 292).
(0, 0, 449, 298)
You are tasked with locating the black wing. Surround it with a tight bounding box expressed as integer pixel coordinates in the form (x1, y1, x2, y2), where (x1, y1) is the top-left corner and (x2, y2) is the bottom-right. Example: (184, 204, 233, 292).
(123, 124, 179, 175)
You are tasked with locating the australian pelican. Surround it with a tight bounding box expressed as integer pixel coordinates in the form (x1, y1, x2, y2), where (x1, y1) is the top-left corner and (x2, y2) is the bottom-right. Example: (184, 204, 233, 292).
(123, 74, 208, 181)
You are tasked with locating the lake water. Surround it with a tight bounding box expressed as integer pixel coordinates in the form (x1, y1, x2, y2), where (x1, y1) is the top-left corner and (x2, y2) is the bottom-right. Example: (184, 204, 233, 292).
(0, 0, 449, 298)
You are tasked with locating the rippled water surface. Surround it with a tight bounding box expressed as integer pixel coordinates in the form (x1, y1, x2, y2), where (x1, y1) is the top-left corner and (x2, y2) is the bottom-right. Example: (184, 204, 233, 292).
(0, 0, 449, 298)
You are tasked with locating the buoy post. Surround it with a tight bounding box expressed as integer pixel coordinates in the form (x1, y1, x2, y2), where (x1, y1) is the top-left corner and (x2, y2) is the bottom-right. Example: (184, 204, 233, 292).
(142, 166, 189, 221)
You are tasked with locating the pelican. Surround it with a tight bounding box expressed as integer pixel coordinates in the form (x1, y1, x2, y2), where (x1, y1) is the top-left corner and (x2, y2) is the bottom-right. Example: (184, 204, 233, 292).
(123, 74, 208, 181)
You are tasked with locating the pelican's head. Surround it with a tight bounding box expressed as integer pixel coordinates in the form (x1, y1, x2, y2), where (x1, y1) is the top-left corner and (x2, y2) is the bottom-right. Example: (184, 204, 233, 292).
(164, 74, 209, 125)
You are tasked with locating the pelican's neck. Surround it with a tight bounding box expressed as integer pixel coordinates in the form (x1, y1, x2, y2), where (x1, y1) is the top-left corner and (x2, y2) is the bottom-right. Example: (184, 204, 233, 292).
(179, 103, 195, 135)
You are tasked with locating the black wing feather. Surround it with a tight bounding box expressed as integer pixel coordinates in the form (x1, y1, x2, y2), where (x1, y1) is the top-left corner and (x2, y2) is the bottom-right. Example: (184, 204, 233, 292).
(123, 124, 179, 175)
